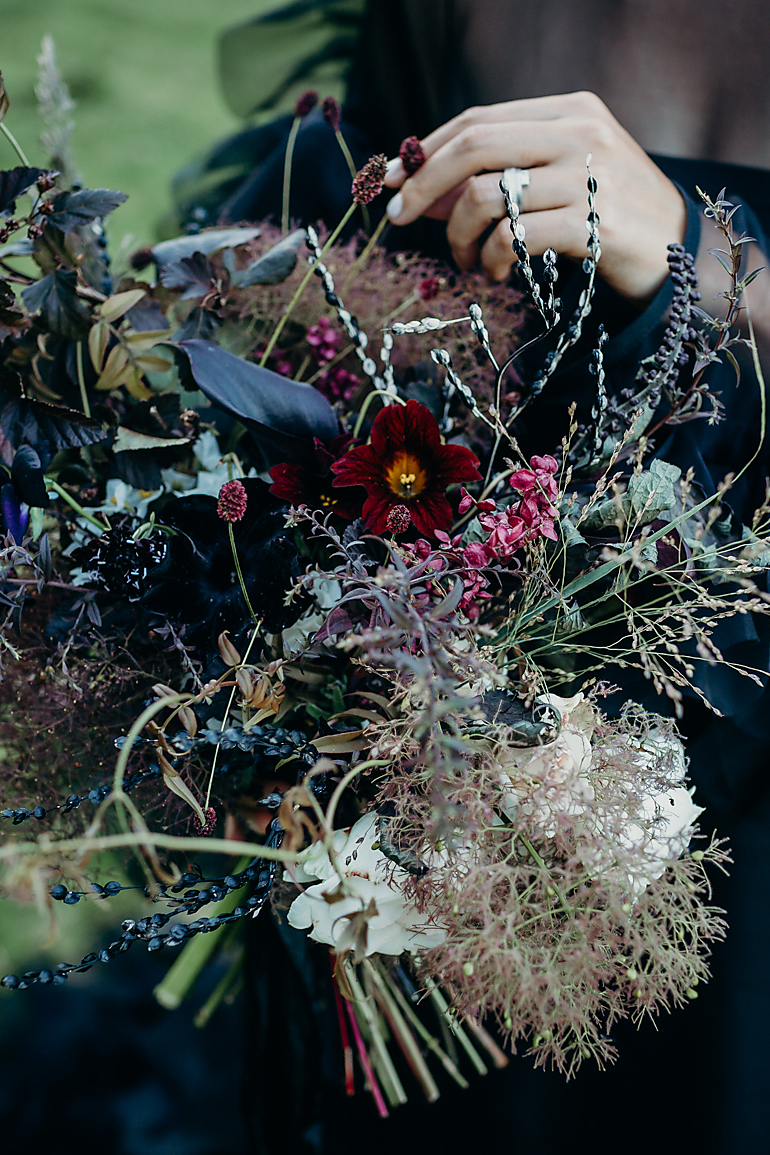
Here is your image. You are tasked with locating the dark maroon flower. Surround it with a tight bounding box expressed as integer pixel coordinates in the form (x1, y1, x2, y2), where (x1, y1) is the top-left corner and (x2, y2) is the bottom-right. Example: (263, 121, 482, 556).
(294, 90, 319, 118)
(331, 400, 481, 537)
(270, 435, 361, 518)
(399, 135, 426, 176)
(217, 479, 248, 522)
(351, 155, 388, 206)
(386, 504, 411, 534)
(322, 95, 341, 131)
(420, 277, 441, 302)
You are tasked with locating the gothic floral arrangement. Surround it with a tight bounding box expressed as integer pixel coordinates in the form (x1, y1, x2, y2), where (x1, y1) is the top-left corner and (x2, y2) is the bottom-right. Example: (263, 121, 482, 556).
(0, 67, 768, 1109)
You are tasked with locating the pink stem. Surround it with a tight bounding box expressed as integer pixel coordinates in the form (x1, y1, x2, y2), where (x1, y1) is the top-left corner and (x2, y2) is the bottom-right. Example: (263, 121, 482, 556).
(345, 997, 389, 1118)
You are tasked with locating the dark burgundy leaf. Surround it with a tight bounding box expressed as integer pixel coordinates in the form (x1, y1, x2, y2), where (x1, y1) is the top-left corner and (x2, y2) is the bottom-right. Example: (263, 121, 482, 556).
(0, 72, 8, 122)
(11, 445, 49, 507)
(231, 229, 305, 287)
(160, 251, 215, 299)
(0, 167, 48, 214)
(172, 338, 339, 464)
(0, 368, 107, 462)
(46, 187, 128, 233)
(22, 269, 91, 340)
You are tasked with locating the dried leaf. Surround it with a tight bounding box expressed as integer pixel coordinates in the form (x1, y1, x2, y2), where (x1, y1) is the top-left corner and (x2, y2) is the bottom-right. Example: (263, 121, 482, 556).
(159, 752, 206, 826)
(94, 343, 130, 391)
(98, 288, 146, 323)
(112, 425, 192, 454)
(88, 319, 109, 373)
(0, 72, 8, 122)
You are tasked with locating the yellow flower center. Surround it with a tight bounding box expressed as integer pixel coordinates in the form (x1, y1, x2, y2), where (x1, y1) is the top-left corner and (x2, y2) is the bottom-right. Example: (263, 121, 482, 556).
(386, 451, 428, 498)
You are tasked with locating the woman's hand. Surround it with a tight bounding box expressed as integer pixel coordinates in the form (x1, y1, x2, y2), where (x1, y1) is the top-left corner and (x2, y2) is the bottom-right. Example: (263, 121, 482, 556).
(383, 91, 686, 303)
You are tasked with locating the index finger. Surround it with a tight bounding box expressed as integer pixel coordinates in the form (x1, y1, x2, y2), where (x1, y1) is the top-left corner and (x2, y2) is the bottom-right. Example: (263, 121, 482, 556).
(387, 121, 563, 226)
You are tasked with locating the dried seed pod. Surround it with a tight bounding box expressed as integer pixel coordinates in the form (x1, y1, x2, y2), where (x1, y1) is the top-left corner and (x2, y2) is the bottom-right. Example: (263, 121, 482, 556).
(217, 631, 241, 667)
(178, 706, 198, 737)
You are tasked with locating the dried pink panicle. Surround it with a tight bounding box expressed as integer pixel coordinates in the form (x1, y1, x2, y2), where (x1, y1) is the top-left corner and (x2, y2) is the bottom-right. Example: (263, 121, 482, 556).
(386, 505, 411, 534)
(399, 135, 426, 176)
(351, 154, 388, 206)
(193, 806, 216, 835)
(217, 479, 248, 523)
(294, 90, 319, 118)
(322, 96, 341, 132)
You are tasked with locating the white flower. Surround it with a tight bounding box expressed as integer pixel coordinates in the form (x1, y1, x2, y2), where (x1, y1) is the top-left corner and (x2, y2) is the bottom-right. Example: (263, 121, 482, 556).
(87, 478, 162, 521)
(496, 693, 595, 830)
(619, 731, 704, 896)
(286, 813, 447, 956)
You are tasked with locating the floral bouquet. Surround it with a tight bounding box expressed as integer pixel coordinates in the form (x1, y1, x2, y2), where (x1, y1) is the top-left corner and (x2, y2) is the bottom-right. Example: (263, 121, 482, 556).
(0, 70, 767, 1109)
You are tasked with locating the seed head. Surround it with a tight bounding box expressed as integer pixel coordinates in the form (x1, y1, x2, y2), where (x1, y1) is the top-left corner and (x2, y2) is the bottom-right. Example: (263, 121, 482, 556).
(193, 806, 216, 836)
(217, 479, 248, 523)
(294, 90, 318, 118)
(351, 154, 388, 206)
(399, 135, 426, 176)
(386, 504, 411, 535)
(322, 96, 341, 132)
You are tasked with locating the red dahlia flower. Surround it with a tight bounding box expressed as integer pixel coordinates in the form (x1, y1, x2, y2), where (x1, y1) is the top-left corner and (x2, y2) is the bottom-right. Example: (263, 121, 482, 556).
(331, 400, 480, 536)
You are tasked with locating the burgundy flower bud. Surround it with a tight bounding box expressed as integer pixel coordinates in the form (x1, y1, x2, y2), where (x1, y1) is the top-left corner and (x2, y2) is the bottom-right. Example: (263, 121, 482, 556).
(322, 95, 341, 132)
(351, 154, 388, 206)
(193, 806, 216, 835)
(399, 135, 426, 176)
(130, 246, 154, 271)
(36, 172, 57, 192)
(294, 89, 319, 118)
(386, 504, 411, 535)
(419, 277, 440, 302)
(217, 479, 248, 522)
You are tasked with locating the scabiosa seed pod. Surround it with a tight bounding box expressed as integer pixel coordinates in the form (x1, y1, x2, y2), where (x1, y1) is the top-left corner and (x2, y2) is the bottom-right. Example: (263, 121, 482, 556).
(217, 479, 248, 522)
(399, 135, 426, 176)
(294, 89, 318, 118)
(322, 95, 341, 132)
(351, 154, 388, 206)
(386, 504, 412, 535)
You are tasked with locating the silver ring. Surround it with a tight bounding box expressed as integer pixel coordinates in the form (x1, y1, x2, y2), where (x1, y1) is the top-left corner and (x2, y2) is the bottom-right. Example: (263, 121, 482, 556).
(502, 166, 531, 208)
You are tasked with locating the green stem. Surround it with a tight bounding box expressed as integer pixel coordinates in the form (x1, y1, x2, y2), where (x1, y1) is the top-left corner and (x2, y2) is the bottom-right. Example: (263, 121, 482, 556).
(75, 340, 91, 418)
(204, 624, 261, 811)
(228, 521, 258, 624)
(46, 478, 106, 533)
(153, 861, 251, 1008)
(0, 122, 31, 167)
(334, 128, 369, 234)
(281, 116, 301, 235)
(194, 943, 245, 1027)
(344, 212, 389, 292)
(259, 201, 357, 367)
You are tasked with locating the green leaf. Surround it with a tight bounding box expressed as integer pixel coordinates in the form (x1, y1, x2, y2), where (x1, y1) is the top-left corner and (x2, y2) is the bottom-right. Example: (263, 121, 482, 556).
(626, 459, 681, 521)
(22, 269, 90, 340)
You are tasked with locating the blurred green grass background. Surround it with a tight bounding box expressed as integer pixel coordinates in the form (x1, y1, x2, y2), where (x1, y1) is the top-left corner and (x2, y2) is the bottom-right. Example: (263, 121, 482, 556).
(0, 0, 261, 249)
(0, 0, 260, 976)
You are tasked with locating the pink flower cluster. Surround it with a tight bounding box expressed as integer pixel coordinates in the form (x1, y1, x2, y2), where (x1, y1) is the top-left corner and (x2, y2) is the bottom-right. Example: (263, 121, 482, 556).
(406, 532, 491, 622)
(401, 455, 559, 623)
(460, 454, 559, 567)
(307, 316, 359, 402)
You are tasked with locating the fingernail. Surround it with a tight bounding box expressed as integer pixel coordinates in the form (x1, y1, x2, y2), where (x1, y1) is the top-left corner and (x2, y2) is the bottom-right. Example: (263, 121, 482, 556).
(386, 192, 403, 221)
(385, 157, 405, 181)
